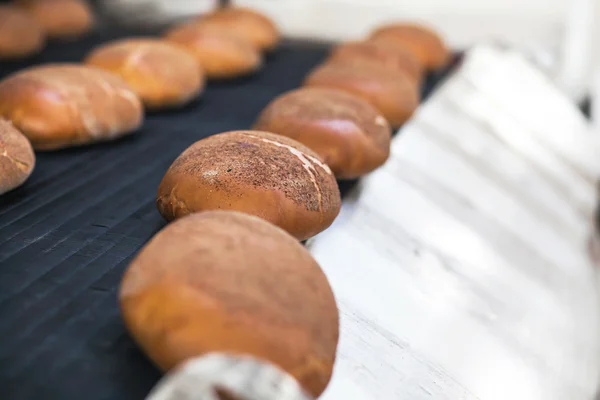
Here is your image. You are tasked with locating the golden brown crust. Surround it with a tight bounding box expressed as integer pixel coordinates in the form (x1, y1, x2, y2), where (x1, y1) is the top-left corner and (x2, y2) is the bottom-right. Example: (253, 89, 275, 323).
(16, 0, 93, 39)
(156, 130, 341, 241)
(119, 211, 340, 397)
(197, 7, 280, 52)
(0, 5, 45, 60)
(328, 41, 423, 83)
(369, 23, 450, 71)
(303, 62, 420, 128)
(85, 38, 205, 109)
(254, 87, 391, 179)
(0, 119, 35, 195)
(164, 22, 262, 80)
(0, 64, 144, 150)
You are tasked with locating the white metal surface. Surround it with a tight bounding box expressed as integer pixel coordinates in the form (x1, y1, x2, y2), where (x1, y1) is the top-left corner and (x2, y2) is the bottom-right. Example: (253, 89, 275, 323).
(308, 44, 600, 400)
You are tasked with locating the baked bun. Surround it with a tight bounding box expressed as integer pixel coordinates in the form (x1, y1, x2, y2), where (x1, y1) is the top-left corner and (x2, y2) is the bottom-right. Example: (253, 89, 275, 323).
(328, 41, 422, 83)
(197, 7, 280, 52)
(254, 87, 391, 179)
(164, 22, 262, 80)
(85, 38, 205, 110)
(369, 23, 450, 70)
(0, 119, 35, 195)
(120, 211, 339, 397)
(304, 62, 419, 128)
(0, 5, 45, 60)
(16, 0, 93, 39)
(0, 64, 143, 150)
(157, 130, 341, 241)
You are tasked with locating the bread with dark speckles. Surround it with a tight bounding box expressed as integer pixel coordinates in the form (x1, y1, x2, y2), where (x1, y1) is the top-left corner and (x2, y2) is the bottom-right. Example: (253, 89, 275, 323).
(0, 5, 45, 60)
(303, 62, 419, 128)
(254, 87, 392, 179)
(0, 64, 143, 150)
(369, 23, 450, 71)
(0, 119, 35, 195)
(156, 130, 341, 241)
(85, 38, 205, 109)
(119, 211, 340, 397)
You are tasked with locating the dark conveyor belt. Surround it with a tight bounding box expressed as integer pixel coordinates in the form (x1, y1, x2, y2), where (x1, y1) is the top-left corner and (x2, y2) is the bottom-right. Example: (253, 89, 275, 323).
(0, 28, 455, 400)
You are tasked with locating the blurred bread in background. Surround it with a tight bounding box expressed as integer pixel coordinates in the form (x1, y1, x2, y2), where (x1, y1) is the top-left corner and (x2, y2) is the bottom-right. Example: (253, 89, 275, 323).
(327, 41, 423, 83)
(164, 22, 262, 80)
(15, 0, 94, 39)
(0, 5, 46, 59)
(193, 7, 280, 52)
(85, 38, 205, 109)
(369, 23, 450, 71)
(304, 61, 420, 128)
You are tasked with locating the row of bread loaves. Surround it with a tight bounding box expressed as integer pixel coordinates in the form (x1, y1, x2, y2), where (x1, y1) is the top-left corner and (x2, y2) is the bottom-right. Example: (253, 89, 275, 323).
(119, 8, 339, 400)
(152, 22, 449, 244)
(0, 6, 281, 194)
(0, 0, 94, 60)
(118, 8, 342, 395)
(123, 21, 449, 398)
(0, 10, 449, 399)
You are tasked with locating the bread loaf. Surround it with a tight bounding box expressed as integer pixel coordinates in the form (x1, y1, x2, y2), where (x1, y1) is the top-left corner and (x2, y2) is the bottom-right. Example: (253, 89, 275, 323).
(119, 211, 340, 397)
(16, 0, 93, 39)
(147, 354, 314, 400)
(157, 130, 341, 241)
(328, 41, 422, 83)
(165, 23, 262, 80)
(85, 38, 205, 110)
(369, 23, 450, 71)
(196, 7, 280, 52)
(0, 64, 143, 150)
(254, 87, 391, 179)
(0, 119, 35, 195)
(0, 5, 45, 60)
(304, 62, 419, 128)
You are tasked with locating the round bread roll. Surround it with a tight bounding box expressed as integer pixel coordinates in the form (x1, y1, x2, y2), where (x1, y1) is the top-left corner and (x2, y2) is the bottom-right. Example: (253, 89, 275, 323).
(254, 88, 391, 179)
(0, 5, 45, 60)
(304, 62, 419, 128)
(0, 119, 35, 195)
(157, 130, 341, 241)
(147, 353, 314, 400)
(85, 38, 205, 110)
(164, 22, 262, 80)
(197, 7, 280, 52)
(119, 211, 340, 397)
(369, 23, 450, 71)
(16, 0, 93, 39)
(0, 64, 143, 150)
(328, 41, 422, 83)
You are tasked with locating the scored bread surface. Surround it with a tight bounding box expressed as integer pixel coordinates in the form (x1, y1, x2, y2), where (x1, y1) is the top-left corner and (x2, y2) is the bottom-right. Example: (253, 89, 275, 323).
(0, 119, 35, 194)
(0, 64, 143, 150)
(85, 38, 205, 109)
(157, 130, 341, 240)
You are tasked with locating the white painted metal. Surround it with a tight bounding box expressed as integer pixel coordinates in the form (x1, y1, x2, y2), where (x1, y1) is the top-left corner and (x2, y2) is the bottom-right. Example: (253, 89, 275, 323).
(308, 44, 600, 400)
